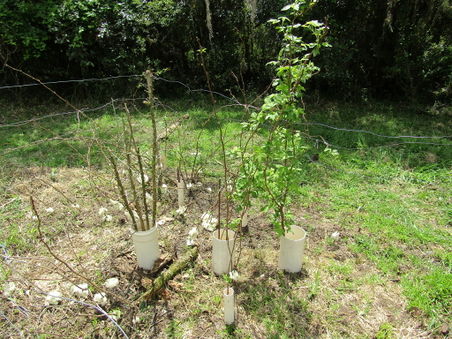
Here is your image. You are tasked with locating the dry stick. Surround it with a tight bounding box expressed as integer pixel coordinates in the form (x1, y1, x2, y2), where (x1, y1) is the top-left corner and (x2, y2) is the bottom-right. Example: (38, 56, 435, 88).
(29, 198, 133, 308)
(176, 168, 184, 208)
(174, 123, 190, 189)
(108, 155, 138, 231)
(122, 110, 145, 231)
(144, 70, 158, 229)
(5, 63, 82, 124)
(156, 114, 189, 141)
(36, 178, 74, 205)
(29, 197, 105, 295)
(138, 246, 199, 301)
(35, 291, 130, 339)
(219, 125, 237, 287)
(190, 133, 202, 182)
(0, 311, 23, 338)
(219, 126, 230, 229)
(219, 127, 238, 294)
(124, 104, 150, 229)
(0, 197, 18, 209)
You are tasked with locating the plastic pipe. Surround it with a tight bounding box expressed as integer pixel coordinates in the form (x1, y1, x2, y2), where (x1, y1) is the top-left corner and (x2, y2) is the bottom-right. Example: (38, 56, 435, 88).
(242, 211, 248, 228)
(223, 287, 235, 325)
(212, 229, 235, 275)
(132, 227, 160, 270)
(278, 225, 306, 273)
(177, 180, 185, 208)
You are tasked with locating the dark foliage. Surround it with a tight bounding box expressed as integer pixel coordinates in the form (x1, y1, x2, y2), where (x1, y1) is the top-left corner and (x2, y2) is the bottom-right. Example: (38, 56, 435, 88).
(0, 0, 450, 103)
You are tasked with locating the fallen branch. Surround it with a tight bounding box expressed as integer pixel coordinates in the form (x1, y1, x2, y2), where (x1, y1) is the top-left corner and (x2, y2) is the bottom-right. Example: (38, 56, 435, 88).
(139, 246, 198, 301)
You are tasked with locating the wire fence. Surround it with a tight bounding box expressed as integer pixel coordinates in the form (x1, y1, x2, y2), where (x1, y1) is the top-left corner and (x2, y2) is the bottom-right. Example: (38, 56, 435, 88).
(0, 74, 142, 90)
(1, 72, 450, 160)
(0, 71, 450, 338)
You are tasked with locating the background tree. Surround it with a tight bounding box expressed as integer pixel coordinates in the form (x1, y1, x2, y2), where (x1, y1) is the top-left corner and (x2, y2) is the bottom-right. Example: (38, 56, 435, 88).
(0, 0, 450, 104)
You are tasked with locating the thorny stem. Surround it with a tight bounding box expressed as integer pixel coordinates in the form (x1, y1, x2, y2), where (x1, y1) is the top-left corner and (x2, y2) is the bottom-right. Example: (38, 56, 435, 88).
(108, 155, 138, 231)
(125, 104, 150, 230)
(125, 152, 144, 231)
(29, 197, 104, 293)
(120, 107, 144, 230)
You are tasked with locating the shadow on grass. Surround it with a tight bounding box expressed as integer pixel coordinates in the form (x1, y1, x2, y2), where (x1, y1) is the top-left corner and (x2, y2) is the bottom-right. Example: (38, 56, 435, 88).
(305, 102, 451, 169)
(1, 100, 449, 174)
(237, 259, 313, 338)
(0, 108, 124, 170)
(186, 106, 248, 131)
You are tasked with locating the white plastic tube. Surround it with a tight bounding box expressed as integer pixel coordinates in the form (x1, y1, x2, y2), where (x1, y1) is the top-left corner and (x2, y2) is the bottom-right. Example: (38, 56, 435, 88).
(212, 229, 235, 275)
(177, 180, 185, 208)
(132, 227, 160, 270)
(278, 225, 306, 273)
(159, 152, 167, 171)
(241, 210, 248, 228)
(223, 287, 235, 325)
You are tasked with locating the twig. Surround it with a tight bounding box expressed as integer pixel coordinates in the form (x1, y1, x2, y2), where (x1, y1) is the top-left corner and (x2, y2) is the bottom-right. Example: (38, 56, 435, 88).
(0, 311, 23, 337)
(5, 63, 82, 124)
(35, 291, 130, 339)
(29, 197, 106, 296)
(124, 104, 149, 230)
(0, 197, 18, 209)
(108, 155, 138, 231)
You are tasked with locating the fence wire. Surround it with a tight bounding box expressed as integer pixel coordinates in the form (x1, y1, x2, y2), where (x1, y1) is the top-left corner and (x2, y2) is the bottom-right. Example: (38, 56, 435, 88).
(1, 73, 450, 157)
(0, 98, 146, 128)
(0, 74, 142, 90)
(303, 122, 452, 139)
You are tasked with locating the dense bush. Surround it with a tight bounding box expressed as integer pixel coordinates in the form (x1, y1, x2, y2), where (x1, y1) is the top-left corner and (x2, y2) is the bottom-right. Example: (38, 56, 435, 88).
(0, 0, 450, 103)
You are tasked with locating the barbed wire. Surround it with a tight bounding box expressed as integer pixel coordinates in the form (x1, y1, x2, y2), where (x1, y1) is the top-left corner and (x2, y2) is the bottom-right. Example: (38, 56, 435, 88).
(0, 73, 252, 108)
(1, 72, 450, 149)
(154, 75, 450, 140)
(0, 97, 146, 128)
(2, 109, 449, 156)
(0, 74, 142, 90)
(1, 72, 448, 139)
(301, 122, 452, 139)
(308, 136, 451, 150)
(153, 75, 259, 110)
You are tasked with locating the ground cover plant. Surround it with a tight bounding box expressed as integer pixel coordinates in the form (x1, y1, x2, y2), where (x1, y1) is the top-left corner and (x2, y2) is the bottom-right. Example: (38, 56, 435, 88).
(0, 89, 450, 337)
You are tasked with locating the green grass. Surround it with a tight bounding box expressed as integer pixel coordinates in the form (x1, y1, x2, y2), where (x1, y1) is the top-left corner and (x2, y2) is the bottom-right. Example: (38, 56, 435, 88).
(242, 272, 311, 338)
(0, 197, 37, 253)
(0, 99, 450, 335)
(310, 159, 450, 329)
(402, 268, 452, 324)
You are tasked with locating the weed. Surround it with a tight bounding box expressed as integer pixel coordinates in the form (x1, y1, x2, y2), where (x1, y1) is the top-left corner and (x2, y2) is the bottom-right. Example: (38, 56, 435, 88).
(375, 322, 395, 339)
(165, 319, 183, 338)
(402, 268, 452, 325)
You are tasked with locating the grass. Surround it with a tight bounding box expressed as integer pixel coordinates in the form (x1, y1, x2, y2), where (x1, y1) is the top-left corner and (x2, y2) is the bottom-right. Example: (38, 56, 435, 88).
(310, 158, 450, 330)
(0, 98, 450, 337)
